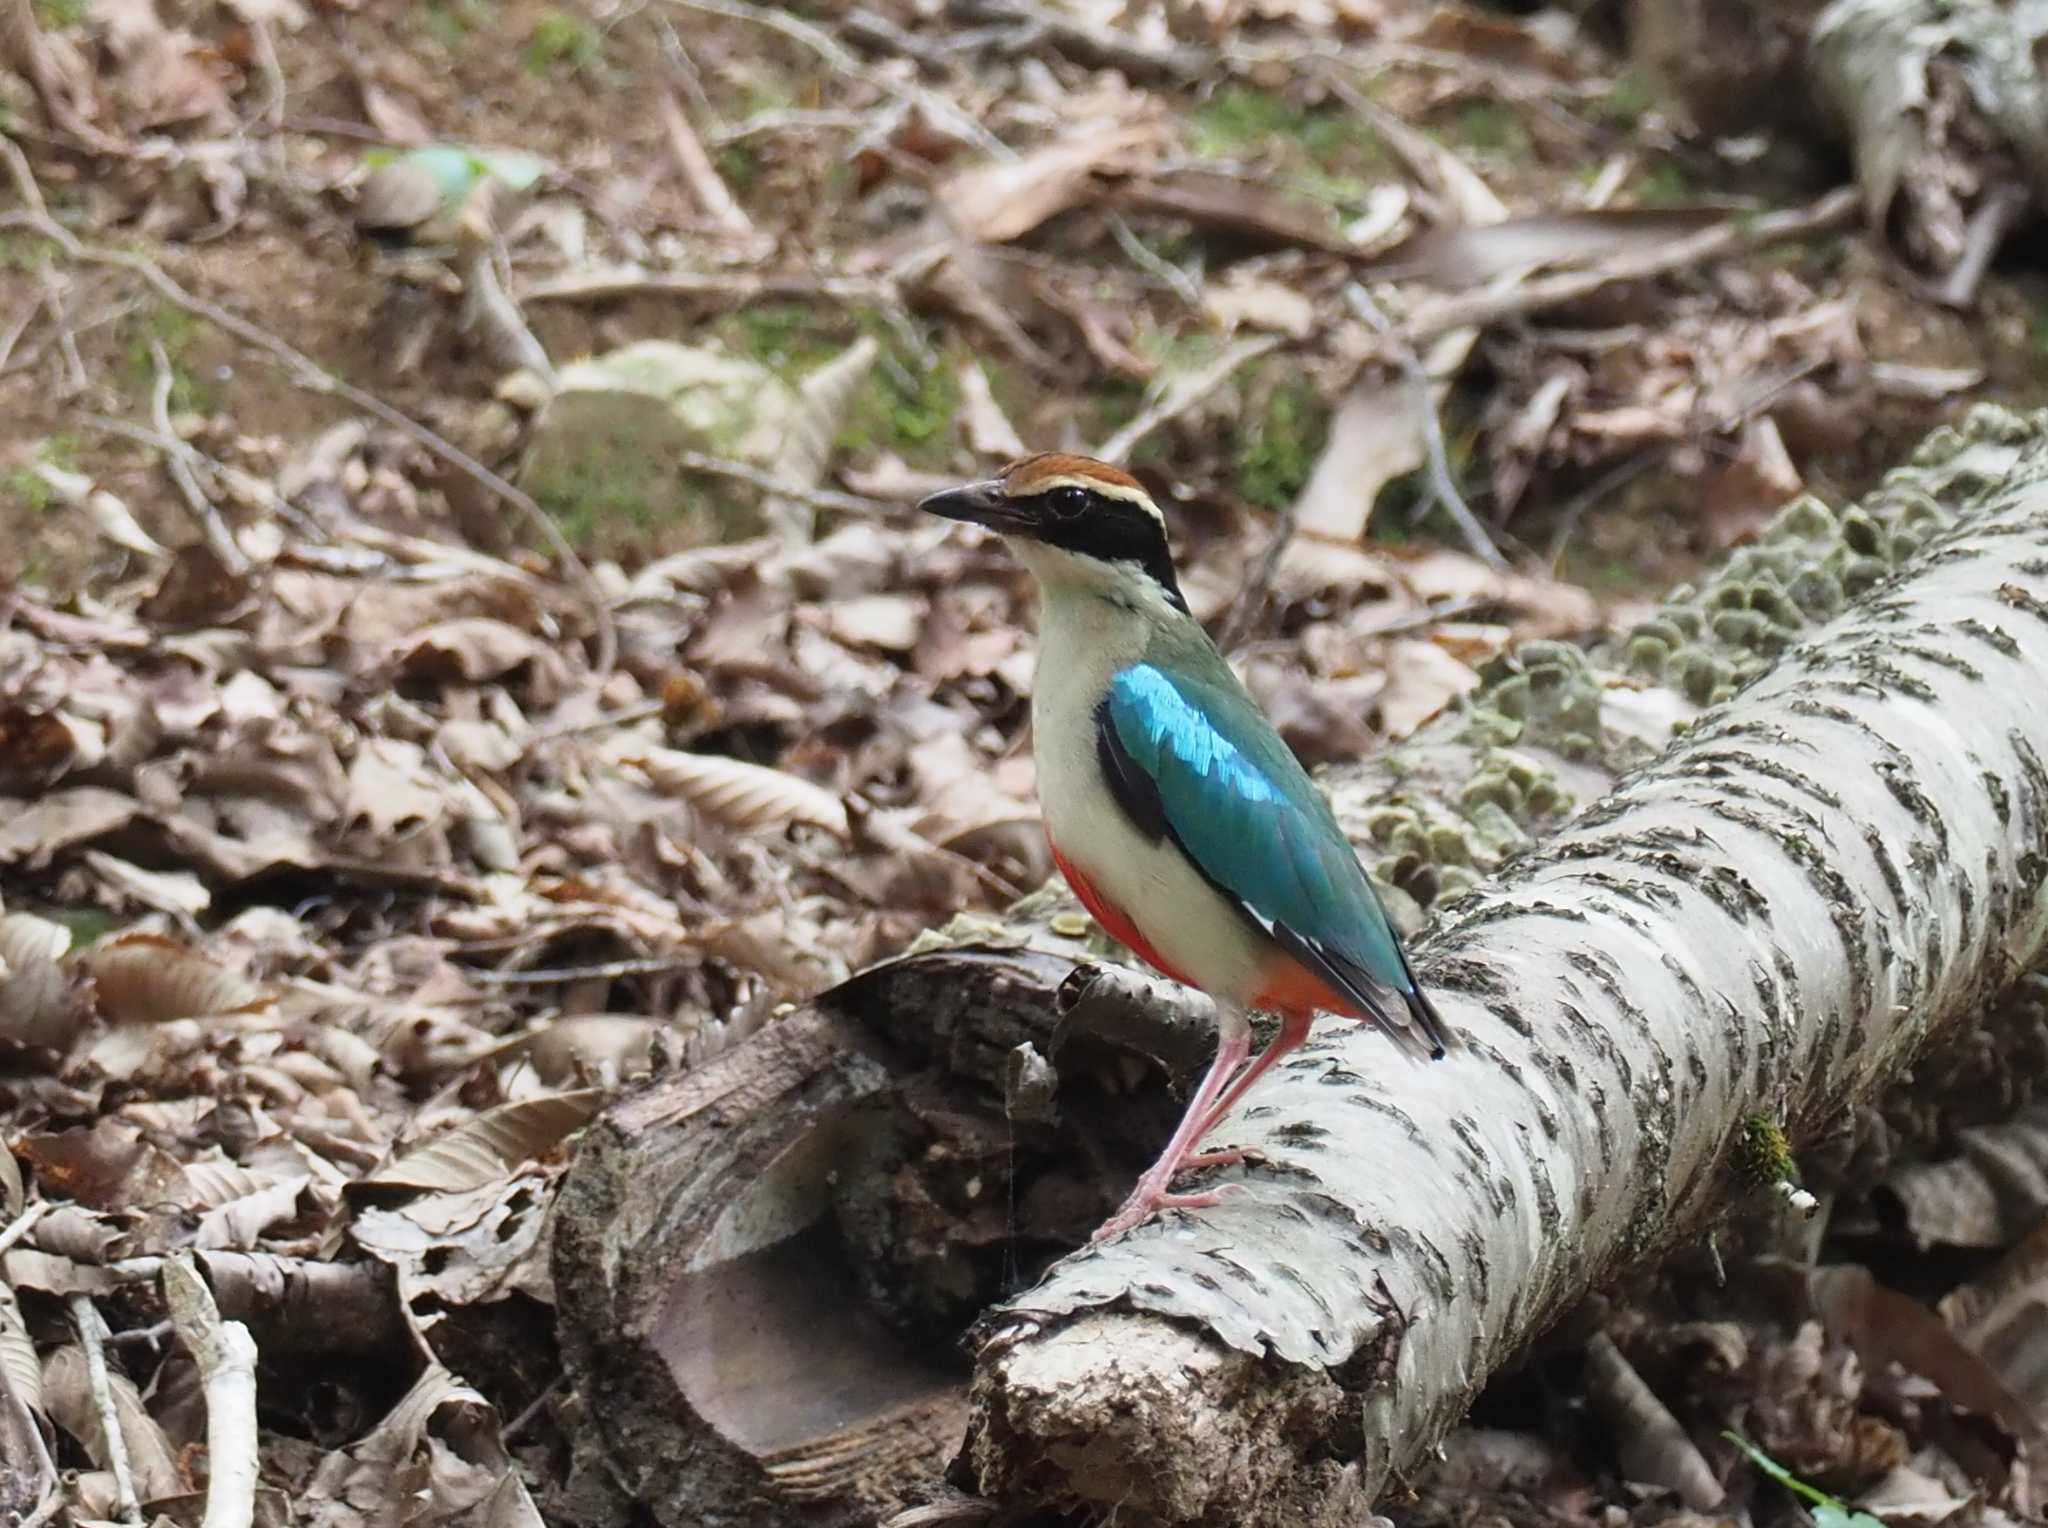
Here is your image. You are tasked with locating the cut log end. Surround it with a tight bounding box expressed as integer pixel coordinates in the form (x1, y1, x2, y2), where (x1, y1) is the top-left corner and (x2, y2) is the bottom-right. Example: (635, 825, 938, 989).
(970, 1315, 1347, 1524)
(550, 951, 1200, 1526)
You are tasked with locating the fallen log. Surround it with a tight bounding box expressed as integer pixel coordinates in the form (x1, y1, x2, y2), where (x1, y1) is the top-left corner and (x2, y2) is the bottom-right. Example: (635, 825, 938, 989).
(548, 406, 2048, 1528)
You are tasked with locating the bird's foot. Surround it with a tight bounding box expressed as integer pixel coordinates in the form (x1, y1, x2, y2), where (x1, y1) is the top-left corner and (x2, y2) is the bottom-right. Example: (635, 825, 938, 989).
(1181, 1144, 1266, 1169)
(1091, 1167, 1244, 1240)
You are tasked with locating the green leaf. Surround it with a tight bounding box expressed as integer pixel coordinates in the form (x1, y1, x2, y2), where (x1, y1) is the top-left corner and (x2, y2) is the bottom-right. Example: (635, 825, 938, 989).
(1723, 1433, 1888, 1527)
(360, 144, 550, 205)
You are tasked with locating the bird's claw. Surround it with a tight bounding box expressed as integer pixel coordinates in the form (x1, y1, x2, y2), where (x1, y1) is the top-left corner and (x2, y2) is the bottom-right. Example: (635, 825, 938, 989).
(1181, 1144, 1266, 1169)
(1091, 1176, 1243, 1240)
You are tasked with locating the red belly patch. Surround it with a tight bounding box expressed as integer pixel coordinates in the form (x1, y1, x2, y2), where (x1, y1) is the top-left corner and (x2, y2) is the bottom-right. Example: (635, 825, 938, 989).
(1252, 954, 1364, 1021)
(1049, 843, 1194, 987)
(1050, 838, 1368, 1021)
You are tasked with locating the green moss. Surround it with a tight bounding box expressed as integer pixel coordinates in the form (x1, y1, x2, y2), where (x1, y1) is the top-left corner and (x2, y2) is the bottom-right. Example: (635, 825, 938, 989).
(32, 0, 87, 24)
(1, 467, 55, 514)
(1187, 85, 1388, 195)
(417, 0, 495, 49)
(0, 234, 54, 270)
(523, 8, 604, 75)
(1189, 86, 1308, 154)
(118, 303, 211, 413)
(730, 303, 841, 372)
(716, 143, 761, 189)
(1239, 378, 1323, 509)
(1591, 69, 1661, 128)
(1441, 101, 1531, 160)
(841, 349, 962, 461)
(38, 907, 118, 947)
(1633, 160, 1697, 207)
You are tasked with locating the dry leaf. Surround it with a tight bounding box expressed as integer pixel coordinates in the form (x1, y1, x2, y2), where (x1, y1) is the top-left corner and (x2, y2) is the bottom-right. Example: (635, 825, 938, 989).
(0, 1281, 43, 1420)
(1378, 640, 1480, 738)
(937, 123, 1162, 243)
(1203, 278, 1316, 338)
(85, 933, 272, 1024)
(1879, 1104, 2048, 1249)
(42, 1343, 187, 1499)
(1363, 207, 1734, 289)
(1942, 1219, 2048, 1418)
(956, 359, 1026, 459)
(1813, 1264, 2043, 1444)
(827, 594, 927, 653)
(0, 911, 78, 1052)
(612, 744, 851, 839)
(354, 1090, 608, 1194)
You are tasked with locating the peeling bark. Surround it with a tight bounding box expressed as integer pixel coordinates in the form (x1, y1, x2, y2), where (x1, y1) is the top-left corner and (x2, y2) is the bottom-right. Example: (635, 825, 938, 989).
(550, 407, 2048, 1528)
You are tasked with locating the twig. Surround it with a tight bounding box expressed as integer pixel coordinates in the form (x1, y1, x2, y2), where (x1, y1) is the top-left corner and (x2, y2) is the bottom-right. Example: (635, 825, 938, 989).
(0, 282, 45, 373)
(473, 954, 699, 985)
(1106, 214, 1200, 309)
(0, 0, 116, 146)
(663, 0, 1010, 160)
(944, 0, 1207, 81)
(1094, 333, 1282, 464)
(243, 15, 285, 134)
(0, 193, 618, 676)
(841, 7, 953, 69)
(658, 88, 755, 238)
(519, 265, 895, 306)
(523, 698, 670, 748)
(0, 1200, 49, 1256)
(70, 1294, 142, 1526)
(1398, 188, 1862, 347)
(651, 13, 720, 128)
(460, 245, 556, 385)
(38, 266, 87, 396)
(162, 1258, 259, 1528)
(74, 410, 325, 539)
(1345, 284, 1506, 571)
(1925, 182, 2027, 309)
(679, 451, 896, 516)
(149, 339, 252, 576)
(1218, 501, 1297, 653)
(708, 107, 869, 145)
(503, 1372, 565, 1441)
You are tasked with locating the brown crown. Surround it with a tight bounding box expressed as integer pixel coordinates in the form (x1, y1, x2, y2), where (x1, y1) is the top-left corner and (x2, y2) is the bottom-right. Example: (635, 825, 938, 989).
(1000, 452, 1144, 494)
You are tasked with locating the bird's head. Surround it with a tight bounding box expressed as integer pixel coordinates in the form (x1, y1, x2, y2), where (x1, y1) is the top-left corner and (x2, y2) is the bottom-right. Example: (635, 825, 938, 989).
(918, 453, 1187, 614)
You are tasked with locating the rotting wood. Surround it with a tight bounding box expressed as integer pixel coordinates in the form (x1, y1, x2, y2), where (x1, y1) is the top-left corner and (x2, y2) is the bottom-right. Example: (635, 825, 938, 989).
(550, 406, 2048, 1528)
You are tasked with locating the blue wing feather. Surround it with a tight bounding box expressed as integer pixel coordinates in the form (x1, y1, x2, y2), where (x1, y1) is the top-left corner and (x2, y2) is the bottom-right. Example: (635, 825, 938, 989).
(1098, 663, 1448, 1057)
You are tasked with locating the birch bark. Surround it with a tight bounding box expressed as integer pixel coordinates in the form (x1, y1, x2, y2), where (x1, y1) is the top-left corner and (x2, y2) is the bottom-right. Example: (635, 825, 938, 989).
(963, 425, 2048, 1525)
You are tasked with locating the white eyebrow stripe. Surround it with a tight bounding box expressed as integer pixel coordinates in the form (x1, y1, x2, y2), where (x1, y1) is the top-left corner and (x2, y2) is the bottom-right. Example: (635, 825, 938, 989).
(1011, 473, 1165, 524)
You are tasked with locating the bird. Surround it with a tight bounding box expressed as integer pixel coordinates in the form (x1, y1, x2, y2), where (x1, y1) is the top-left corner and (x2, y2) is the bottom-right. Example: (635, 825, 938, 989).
(920, 452, 1452, 1238)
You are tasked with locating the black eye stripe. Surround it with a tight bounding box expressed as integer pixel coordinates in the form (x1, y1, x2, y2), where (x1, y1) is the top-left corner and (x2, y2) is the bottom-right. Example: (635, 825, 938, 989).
(1023, 487, 1187, 613)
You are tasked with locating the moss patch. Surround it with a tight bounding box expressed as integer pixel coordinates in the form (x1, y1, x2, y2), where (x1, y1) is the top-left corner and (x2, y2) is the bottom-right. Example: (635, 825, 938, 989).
(523, 8, 605, 75)
(1186, 84, 1389, 205)
(1238, 377, 1324, 509)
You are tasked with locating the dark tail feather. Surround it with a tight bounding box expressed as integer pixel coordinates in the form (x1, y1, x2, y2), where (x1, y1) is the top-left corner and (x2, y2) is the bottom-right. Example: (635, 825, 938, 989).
(1392, 939, 1453, 1060)
(1288, 930, 1455, 1063)
(1400, 979, 1453, 1060)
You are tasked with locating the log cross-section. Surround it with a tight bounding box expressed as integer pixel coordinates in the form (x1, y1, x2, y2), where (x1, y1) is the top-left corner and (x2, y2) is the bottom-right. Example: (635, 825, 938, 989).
(961, 462, 2048, 1524)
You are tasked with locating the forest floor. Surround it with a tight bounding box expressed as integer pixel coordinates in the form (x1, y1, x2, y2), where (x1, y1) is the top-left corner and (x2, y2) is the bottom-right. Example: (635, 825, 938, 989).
(2, 0, 2046, 1524)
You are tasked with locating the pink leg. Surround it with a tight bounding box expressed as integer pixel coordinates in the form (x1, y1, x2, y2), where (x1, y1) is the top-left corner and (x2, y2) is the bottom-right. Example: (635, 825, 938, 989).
(1195, 1010, 1313, 1138)
(1093, 1021, 1251, 1240)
